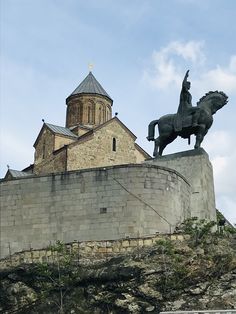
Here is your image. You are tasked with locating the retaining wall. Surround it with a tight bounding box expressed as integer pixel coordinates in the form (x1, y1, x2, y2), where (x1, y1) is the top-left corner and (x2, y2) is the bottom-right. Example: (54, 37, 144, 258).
(0, 233, 187, 269)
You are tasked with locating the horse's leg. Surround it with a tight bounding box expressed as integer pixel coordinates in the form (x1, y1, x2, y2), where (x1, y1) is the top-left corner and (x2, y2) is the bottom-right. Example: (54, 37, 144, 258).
(159, 133, 177, 156)
(194, 125, 206, 149)
(147, 119, 159, 141)
(153, 137, 160, 157)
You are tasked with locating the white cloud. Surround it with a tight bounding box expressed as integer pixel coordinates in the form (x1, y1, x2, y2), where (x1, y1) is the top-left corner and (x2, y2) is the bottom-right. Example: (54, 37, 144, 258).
(144, 40, 236, 97)
(165, 41, 205, 64)
(202, 131, 232, 156)
(143, 40, 205, 89)
(195, 58, 236, 95)
(203, 131, 236, 224)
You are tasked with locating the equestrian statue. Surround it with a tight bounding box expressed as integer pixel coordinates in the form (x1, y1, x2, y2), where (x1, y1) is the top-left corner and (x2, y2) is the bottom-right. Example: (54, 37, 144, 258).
(147, 70, 228, 157)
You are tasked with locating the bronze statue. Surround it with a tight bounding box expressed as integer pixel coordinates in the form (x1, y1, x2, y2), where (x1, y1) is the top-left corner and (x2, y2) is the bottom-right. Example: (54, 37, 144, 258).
(147, 70, 228, 157)
(175, 70, 200, 131)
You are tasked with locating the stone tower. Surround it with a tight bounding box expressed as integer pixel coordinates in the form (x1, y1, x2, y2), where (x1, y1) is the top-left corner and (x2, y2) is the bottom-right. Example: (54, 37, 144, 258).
(66, 72, 113, 136)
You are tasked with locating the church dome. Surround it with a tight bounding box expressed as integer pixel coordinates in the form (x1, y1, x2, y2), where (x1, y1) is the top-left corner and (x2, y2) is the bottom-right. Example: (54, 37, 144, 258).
(66, 72, 113, 103)
(65, 72, 113, 130)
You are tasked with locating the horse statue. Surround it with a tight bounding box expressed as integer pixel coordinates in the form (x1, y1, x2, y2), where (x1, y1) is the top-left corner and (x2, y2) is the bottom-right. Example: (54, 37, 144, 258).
(147, 90, 228, 157)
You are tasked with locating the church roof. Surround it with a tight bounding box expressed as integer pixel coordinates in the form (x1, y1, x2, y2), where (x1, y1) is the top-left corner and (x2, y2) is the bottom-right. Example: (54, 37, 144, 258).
(33, 123, 77, 148)
(5, 169, 32, 179)
(45, 123, 77, 138)
(68, 72, 113, 102)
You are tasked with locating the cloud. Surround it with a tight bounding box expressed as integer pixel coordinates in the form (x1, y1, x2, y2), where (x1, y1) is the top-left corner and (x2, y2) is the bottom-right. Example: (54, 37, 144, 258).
(144, 40, 236, 96)
(203, 131, 236, 223)
(165, 41, 205, 64)
(195, 57, 236, 95)
(143, 40, 205, 89)
(202, 131, 232, 156)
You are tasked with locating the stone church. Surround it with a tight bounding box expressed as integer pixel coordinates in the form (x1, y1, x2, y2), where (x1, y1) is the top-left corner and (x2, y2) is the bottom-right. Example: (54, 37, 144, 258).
(5, 71, 150, 179)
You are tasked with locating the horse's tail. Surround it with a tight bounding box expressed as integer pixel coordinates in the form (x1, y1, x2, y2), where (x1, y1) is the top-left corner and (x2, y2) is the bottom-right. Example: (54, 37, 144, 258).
(147, 119, 159, 141)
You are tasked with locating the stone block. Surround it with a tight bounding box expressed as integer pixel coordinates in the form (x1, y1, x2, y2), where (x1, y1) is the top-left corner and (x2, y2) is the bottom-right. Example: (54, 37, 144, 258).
(98, 247, 107, 253)
(113, 247, 121, 253)
(143, 239, 153, 246)
(129, 240, 138, 247)
(33, 251, 40, 258)
(138, 239, 144, 246)
(122, 240, 130, 247)
(176, 234, 184, 241)
(126, 247, 133, 252)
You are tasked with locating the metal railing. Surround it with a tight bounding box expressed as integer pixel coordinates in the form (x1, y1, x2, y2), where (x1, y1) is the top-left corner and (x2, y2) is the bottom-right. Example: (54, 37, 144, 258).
(161, 311, 236, 314)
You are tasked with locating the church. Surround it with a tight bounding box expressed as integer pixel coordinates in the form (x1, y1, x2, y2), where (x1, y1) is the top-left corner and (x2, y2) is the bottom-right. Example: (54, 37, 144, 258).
(5, 71, 150, 179)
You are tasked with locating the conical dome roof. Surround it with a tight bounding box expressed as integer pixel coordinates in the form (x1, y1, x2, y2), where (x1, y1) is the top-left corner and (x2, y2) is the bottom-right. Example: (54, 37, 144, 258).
(67, 72, 112, 102)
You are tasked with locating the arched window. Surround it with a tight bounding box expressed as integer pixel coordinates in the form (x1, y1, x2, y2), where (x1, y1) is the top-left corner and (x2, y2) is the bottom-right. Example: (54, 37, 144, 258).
(88, 106, 91, 123)
(99, 107, 102, 124)
(112, 138, 116, 152)
(71, 104, 76, 125)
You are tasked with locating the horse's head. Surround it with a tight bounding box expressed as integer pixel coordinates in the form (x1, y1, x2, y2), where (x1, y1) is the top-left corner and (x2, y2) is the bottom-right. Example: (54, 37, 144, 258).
(197, 91, 228, 114)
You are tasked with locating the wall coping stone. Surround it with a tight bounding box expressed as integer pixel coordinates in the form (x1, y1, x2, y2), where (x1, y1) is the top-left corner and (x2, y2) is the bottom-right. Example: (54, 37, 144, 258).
(0, 163, 190, 186)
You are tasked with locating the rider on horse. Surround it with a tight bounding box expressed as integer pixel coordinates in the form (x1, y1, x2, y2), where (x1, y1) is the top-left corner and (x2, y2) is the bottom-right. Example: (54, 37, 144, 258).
(175, 70, 200, 131)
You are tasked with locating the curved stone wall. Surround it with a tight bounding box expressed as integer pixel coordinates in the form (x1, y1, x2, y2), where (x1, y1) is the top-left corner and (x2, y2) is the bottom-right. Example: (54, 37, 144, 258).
(0, 164, 191, 258)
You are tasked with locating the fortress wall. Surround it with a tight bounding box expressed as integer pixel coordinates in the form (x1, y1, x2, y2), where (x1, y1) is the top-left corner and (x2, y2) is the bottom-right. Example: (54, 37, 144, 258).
(0, 164, 191, 259)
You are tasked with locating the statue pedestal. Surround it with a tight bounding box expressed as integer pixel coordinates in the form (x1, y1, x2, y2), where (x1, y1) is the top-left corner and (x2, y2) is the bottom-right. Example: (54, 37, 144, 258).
(145, 148, 216, 222)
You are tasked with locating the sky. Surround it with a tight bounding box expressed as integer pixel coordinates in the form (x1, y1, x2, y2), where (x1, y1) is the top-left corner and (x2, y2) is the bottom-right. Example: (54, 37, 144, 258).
(0, 0, 236, 224)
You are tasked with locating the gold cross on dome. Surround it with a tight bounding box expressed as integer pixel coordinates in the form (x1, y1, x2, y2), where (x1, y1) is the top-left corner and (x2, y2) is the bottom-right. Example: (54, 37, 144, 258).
(88, 63, 94, 71)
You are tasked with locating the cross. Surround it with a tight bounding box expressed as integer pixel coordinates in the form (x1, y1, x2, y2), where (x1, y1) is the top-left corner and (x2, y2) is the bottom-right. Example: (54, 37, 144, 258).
(88, 63, 94, 71)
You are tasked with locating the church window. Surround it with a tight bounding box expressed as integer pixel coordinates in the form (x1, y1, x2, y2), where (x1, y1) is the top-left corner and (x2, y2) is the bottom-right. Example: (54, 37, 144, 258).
(112, 138, 116, 152)
(99, 107, 102, 124)
(88, 106, 91, 123)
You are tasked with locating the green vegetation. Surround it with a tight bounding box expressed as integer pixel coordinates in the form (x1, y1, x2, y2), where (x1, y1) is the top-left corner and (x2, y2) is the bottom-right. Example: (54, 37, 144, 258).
(35, 241, 81, 313)
(0, 219, 235, 313)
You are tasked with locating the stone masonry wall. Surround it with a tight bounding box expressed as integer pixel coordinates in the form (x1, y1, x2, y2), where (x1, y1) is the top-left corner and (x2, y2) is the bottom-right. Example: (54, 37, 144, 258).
(34, 148, 67, 175)
(146, 148, 216, 221)
(0, 234, 187, 269)
(34, 127, 55, 164)
(54, 134, 76, 150)
(67, 119, 145, 171)
(66, 94, 112, 129)
(0, 164, 190, 259)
